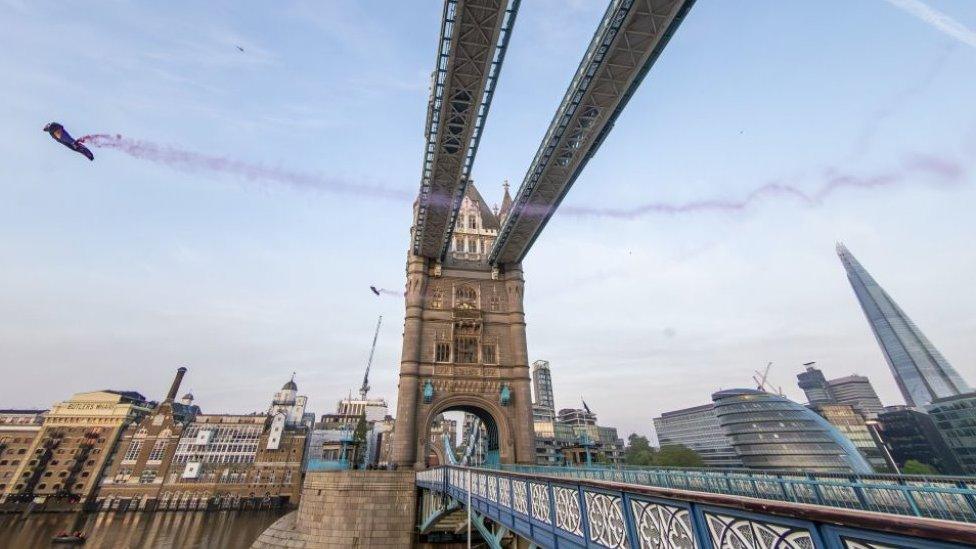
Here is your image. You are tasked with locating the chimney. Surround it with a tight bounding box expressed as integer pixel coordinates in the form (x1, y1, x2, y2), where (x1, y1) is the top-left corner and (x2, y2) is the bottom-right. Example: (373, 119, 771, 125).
(165, 367, 188, 402)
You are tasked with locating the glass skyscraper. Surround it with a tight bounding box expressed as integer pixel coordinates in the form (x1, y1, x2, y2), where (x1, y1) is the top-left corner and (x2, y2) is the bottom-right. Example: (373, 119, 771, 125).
(837, 243, 971, 407)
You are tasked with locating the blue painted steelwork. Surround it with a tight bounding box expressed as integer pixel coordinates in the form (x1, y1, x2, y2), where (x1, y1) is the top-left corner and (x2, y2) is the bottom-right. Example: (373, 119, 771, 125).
(488, 0, 697, 265)
(416, 466, 975, 548)
(413, 0, 521, 259)
(490, 464, 976, 523)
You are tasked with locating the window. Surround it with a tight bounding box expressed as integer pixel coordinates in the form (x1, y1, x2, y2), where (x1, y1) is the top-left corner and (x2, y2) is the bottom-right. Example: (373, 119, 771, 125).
(467, 239, 476, 253)
(139, 470, 157, 484)
(482, 344, 497, 365)
(435, 342, 451, 363)
(454, 337, 478, 364)
(455, 286, 476, 309)
(148, 440, 167, 462)
(489, 295, 500, 312)
(430, 290, 443, 309)
(122, 441, 142, 462)
(468, 215, 477, 229)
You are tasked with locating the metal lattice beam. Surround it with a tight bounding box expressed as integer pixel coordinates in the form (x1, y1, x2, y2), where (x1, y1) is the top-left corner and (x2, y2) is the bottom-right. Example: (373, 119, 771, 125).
(413, 0, 520, 259)
(489, 0, 695, 265)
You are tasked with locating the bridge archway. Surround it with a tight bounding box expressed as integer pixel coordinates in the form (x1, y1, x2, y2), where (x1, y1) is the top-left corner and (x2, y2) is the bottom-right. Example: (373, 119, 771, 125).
(420, 395, 513, 468)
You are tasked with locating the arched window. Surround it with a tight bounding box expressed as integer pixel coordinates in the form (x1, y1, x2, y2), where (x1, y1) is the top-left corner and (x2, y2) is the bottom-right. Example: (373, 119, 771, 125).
(455, 286, 477, 309)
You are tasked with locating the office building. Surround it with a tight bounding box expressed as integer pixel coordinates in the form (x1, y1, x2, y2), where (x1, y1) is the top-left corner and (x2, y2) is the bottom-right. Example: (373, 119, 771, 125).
(653, 404, 742, 468)
(926, 392, 976, 475)
(876, 406, 961, 475)
(712, 389, 873, 474)
(796, 365, 884, 417)
(811, 404, 889, 472)
(531, 360, 555, 417)
(837, 244, 971, 406)
(797, 365, 832, 406)
(827, 375, 884, 418)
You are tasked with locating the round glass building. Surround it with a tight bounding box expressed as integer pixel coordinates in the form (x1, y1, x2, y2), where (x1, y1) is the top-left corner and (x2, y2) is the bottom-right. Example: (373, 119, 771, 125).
(712, 389, 873, 474)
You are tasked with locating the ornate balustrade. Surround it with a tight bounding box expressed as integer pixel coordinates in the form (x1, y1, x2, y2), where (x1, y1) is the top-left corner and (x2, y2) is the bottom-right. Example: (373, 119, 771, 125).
(416, 466, 976, 548)
(489, 465, 976, 524)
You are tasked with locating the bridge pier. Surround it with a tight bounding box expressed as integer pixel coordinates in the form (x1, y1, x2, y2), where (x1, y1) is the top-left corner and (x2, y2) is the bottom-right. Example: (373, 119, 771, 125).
(251, 470, 416, 548)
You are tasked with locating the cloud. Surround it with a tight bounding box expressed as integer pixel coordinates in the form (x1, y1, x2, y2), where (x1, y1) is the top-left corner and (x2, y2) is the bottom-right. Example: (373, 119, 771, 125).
(882, 0, 976, 49)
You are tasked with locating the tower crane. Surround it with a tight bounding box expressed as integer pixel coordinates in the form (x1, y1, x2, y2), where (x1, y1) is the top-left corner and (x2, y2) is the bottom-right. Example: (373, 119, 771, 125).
(359, 316, 382, 400)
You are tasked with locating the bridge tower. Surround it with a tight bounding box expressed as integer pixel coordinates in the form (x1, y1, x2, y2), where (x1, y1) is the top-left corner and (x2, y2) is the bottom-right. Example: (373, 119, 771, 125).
(393, 183, 535, 467)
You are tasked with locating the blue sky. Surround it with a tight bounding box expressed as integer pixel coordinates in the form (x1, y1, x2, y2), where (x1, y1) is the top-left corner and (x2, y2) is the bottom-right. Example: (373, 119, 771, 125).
(1, 1, 974, 440)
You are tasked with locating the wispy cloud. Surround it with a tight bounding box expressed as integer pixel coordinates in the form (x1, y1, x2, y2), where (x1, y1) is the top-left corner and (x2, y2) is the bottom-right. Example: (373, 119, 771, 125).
(883, 0, 976, 49)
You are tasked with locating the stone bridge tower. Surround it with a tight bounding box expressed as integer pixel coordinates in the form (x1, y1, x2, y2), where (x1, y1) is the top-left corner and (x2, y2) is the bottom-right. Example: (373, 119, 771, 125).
(393, 182, 535, 468)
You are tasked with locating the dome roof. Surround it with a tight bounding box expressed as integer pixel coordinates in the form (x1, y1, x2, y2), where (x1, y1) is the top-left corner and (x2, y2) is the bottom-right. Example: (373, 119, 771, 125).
(181, 392, 194, 401)
(282, 379, 297, 391)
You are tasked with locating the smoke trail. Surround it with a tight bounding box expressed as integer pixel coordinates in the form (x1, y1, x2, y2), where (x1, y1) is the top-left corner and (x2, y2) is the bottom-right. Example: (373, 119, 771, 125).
(845, 44, 954, 163)
(882, 0, 976, 49)
(77, 133, 967, 222)
(557, 153, 966, 219)
(79, 134, 412, 201)
(373, 288, 401, 297)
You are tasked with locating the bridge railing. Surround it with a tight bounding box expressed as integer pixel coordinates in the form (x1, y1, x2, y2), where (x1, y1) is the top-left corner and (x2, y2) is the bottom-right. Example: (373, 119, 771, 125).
(486, 464, 976, 524)
(417, 465, 976, 548)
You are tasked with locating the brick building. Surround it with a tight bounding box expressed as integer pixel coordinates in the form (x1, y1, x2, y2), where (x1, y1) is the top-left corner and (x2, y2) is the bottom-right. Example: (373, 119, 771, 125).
(0, 390, 152, 509)
(98, 373, 307, 511)
(0, 410, 46, 500)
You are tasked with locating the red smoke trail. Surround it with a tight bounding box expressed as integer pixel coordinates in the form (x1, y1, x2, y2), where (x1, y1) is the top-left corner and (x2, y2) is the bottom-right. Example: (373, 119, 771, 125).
(558, 154, 966, 219)
(78, 134, 966, 222)
(78, 134, 411, 201)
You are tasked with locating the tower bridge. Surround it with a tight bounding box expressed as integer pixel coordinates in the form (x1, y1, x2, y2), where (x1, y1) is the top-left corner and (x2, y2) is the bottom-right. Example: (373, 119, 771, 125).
(254, 0, 976, 546)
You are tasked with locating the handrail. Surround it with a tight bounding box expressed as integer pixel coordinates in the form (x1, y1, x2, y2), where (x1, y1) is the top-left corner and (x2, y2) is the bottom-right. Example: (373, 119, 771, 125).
(417, 465, 976, 547)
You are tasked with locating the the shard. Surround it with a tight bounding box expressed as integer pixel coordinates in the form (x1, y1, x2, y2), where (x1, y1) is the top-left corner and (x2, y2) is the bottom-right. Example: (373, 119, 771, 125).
(837, 243, 970, 407)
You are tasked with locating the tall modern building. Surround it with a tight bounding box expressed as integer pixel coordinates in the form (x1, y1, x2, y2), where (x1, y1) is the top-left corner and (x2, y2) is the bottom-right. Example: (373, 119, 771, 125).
(837, 243, 971, 407)
(827, 375, 884, 417)
(531, 360, 555, 415)
(797, 364, 832, 406)
(652, 404, 742, 468)
(796, 364, 884, 417)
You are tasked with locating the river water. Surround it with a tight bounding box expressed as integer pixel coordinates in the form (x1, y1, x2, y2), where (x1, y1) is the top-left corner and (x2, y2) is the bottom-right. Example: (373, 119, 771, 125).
(0, 510, 285, 548)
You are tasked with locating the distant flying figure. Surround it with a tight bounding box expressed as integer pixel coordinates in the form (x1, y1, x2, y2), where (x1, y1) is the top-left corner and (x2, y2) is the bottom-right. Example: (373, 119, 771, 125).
(236, 45, 245, 52)
(370, 286, 381, 296)
(43, 122, 93, 161)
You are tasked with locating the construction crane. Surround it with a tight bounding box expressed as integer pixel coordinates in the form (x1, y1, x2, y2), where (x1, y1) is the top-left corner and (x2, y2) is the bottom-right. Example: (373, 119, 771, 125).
(359, 316, 382, 400)
(753, 362, 784, 395)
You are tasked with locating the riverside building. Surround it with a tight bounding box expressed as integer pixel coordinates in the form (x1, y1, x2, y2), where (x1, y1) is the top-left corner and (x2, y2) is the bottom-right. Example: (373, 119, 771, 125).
(712, 389, 873, 474)
(0, 390, 152, 509)
(652, 403, 742, 468)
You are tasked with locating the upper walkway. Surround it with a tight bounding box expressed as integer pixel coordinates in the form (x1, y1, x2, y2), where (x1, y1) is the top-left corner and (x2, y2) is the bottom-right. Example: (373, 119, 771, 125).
(417, 465, 976, 548)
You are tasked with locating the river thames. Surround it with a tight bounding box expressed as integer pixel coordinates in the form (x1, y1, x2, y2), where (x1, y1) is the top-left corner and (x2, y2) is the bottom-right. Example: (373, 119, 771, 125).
(0, 510, 285, 548)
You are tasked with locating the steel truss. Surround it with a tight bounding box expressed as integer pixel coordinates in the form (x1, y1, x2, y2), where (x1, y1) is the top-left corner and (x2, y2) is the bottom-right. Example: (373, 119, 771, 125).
(413, 0, 520, 259)
(489, 0, 695, 265)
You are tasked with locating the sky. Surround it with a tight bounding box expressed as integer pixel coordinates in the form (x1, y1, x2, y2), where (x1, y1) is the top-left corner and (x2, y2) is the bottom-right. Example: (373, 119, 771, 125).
(1, 0, 975, 442)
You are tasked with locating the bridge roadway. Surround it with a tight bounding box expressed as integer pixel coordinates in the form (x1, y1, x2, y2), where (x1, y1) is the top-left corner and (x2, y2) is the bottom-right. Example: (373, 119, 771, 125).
(417, 465, 976, 548)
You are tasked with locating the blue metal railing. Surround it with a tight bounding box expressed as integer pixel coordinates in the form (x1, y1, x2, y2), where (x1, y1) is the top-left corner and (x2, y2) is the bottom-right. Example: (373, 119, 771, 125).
(486, 464, 976, 523)
(417, 466, 976, 548)
(306, 458, 352, 472)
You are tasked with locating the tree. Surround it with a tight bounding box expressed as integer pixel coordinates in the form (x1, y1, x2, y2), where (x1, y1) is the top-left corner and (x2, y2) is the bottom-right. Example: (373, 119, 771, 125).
(624, 434, 657, 466)
(654, 445, 705, 468)
(902, 459, 939, 475)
